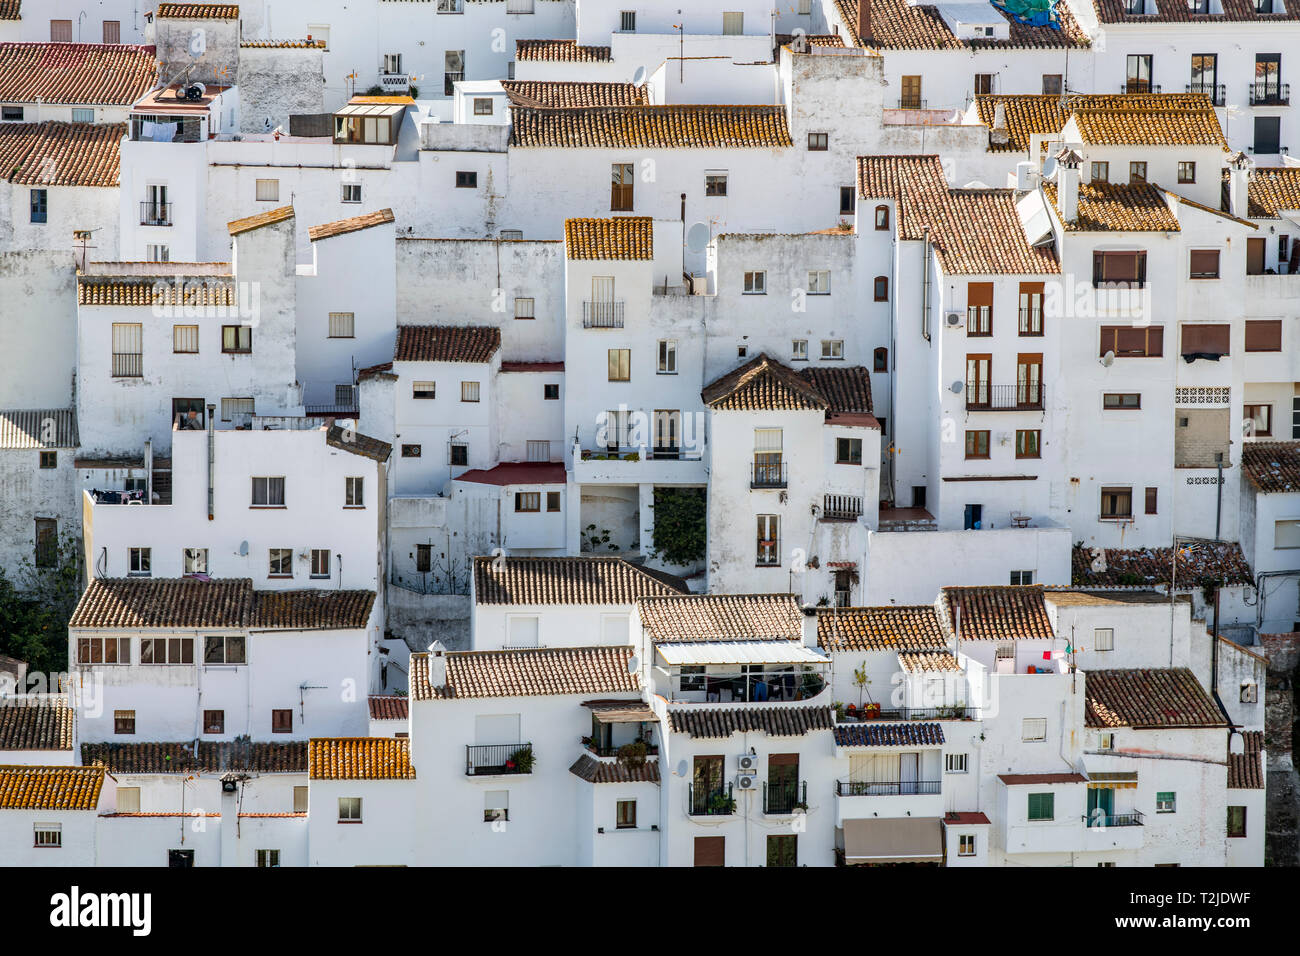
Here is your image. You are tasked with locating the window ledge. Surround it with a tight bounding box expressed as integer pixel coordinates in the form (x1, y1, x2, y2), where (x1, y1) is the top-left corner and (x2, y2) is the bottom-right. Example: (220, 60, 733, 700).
(250, 505, 287, 509)
(343, 505, 366, 510)
(267, 574, 293, 580)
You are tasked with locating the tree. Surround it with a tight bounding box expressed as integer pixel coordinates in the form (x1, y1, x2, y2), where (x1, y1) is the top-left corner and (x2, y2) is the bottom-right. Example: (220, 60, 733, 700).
(0, 531, 81, 677)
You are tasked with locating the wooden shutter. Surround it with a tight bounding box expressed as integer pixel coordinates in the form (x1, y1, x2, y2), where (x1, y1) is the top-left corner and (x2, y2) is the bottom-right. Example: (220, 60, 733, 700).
(1245, 319, 1282, 352)
(1189, 249, 1220, 278)
(1181, 324, 1229, 355)
(694, 836, 725, 867)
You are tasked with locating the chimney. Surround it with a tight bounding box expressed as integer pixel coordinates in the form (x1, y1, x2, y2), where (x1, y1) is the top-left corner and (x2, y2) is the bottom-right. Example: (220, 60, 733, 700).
(856, 0, 871, 44)
(801, 605, 820, 649)
(427, 640, 448, 689)
(1055, 147, 1082, 224)
(990, 101, 1009, 146)
(1228, 151, 1252, 219)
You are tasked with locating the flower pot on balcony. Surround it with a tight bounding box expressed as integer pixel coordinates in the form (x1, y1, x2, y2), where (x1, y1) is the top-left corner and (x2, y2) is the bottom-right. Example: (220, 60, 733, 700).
(863, 703, 881, 719)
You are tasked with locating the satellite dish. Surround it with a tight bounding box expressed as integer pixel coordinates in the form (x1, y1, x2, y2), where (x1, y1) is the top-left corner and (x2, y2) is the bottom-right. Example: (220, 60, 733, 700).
(686, 222, 710, 253)
(950, 380, 964, 394)
(1100, 350, 1115, 368)
(631, 65, 647, 86)
(237, 540, 249, 556)
(1229, 731, 1245, 755)
(627, 655, 639, 674)
(674, 760, 688, 778)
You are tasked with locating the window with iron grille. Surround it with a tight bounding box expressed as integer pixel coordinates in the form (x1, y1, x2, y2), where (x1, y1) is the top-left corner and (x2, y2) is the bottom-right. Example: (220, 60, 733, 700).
(450, 443, 468, 466)
(204, 710, 225, 734)
(620, 10, 636, 31)
(444, 50, 464, 95)
(112, 323, 143, 377)
(1022, 718, 1047, 742)
(329, 312, 355, 337)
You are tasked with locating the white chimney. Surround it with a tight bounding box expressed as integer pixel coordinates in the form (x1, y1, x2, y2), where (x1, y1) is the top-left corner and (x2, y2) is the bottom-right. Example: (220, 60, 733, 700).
(801, 606, 820, 649)
(427, 640, 448, 688)
(1055, 147, 1082, 224)
(990, 102, 1009, 146)
(1228, 151, 1252, 219)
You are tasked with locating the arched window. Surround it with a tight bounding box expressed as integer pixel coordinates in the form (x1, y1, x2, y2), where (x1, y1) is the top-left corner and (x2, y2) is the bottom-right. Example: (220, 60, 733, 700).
(873, 276, 889, 301)
(873, 347, 888, 372)
(874, 205, 890, 230)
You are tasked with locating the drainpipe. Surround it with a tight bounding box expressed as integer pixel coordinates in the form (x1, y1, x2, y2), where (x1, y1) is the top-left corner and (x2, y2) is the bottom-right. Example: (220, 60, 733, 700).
(144, 438, 153, 505)
(1214, 455, 1223, 542)
(207, 404, 216, 520)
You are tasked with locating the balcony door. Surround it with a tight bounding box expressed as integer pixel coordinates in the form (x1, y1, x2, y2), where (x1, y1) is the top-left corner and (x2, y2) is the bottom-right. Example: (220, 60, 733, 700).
(899, 752, 919, 795)
(1126, 54, 1153, 93)
(694, 755, 724, 796)
(1087, 786, 1115, 825)
(1247, 237, 1267, 275)
(1256, 54, 1281, 98)
(1016, 353, 1043, 407)
(966, 354, 991, 407)
(900, 75, 922, 109)
(611, 162, 634, 211)
(654, 409, 681, 458)
(1190, 53, 1217, 95)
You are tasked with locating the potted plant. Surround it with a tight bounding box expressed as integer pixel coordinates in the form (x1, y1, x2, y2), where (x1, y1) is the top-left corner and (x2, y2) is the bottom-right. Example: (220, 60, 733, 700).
(833, 701, 846, 722)
(506, 745, 534, 774)
(708, 791, 736, 815)
(853, 664, 874, 713)
(616, 740, 647, 770)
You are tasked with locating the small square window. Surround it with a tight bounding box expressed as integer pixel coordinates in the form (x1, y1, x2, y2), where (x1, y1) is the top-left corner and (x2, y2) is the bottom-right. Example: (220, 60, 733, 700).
(808, 132, 828, 150)
(514, 297, 535, 320)
(965, 430, 990, 459)
(39, 450, 56, 469)
(1156, 791, 1176, 813)
(456, 171, 478, 188)
(705, 173, 727, 196)
(222, 326, 252, 353)
(342, 183, 362, 203)
(1009, 570, 1034, 585)
(958, 833, 975, 856)
(1178, 161, 1196, 184)
(257, 849, 280, 867)
(791, 339, 808, 361)
(473, 97, 493, 116)
(1129, 162, 1147, 184)
(820, 340, 843, 360)
(546, 491, 561, 512)
(114, 710, 136, 734)
(255, 179, 279, 202)
(412, 381, 436, 399)
(1027, 792, 1054, 821)
(269, 548, 292, 577)
(461, 381, 480, 402)
(945, 753, 968, 773)
(543, 384, 559, 400)
(1022, 717, 1047, 742)
(836, 437, 862, 464)
(272, 709, 293, 734)
(34, 824, 62, 848)
(338, 796, 362, 821)
(743, 271, 766, 294)
(204, 710, 225, 734)
(450, 443, 468, 466)
(616, 799, 637, 829)
(1090, 161, 1109, 183)
(808, 270, 831, 295)
(1094, 627, 1115, 651)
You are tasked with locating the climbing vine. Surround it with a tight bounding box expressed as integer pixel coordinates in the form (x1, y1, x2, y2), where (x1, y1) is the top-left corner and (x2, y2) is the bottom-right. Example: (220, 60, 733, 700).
(650, 488, 706, 567)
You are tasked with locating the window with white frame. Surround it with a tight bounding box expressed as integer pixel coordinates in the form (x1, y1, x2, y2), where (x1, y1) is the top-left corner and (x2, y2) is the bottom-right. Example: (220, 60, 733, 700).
(384, 53, 403, 73)
(807, 270, 830, 294)
(743, 270, 766, 294)
(1094, 627, 1115, 651)
(311, 549, 330, 578)
(821, 339, 844, 359)
(269, 548, 292, 576)
(128, 547, 151, 576)
(251, 476, 285, 507)
(147, 244, 170, 262)
(338, 797, 362, 821)
(514, 297, 535, 320)
(791, 339, 808, 361)
(342, 183, 361, 203)
(345, 477, 364, 507)
(33, 824, 61, 848)
(183, 548, 208, 574)
(1022, 717, 1047, 742)
(328, 312, 355, 338)
(173, 324, 198, 353)
(257, 849, 281, 867)
(658, 339, 677, 374)
(1009, 570, 1034, 585)
(255, 179, 280, 202)
(958, 834, 975, 856)
(945, 753, 968, 773)
(141, 637, 194, 665)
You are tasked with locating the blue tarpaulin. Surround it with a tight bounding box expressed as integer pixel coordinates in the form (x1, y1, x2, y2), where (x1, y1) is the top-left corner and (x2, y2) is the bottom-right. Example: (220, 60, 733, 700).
(992, 0, 1060, 27)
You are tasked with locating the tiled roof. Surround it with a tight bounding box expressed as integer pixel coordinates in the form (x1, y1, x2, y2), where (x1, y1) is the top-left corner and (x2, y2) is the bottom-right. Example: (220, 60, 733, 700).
(638, 594, 803, 643)
(394, 325, 501, 363)
(945, 811, 992, 825)
(1228, 731, 1264, 789)
(240, 39, 326, 49)
(834, 0, 1088, 50)
(0, 2, 18, 20)
(1044, 181, 1181, 232)
(473, 556, 688, 605)
(564, 216, 653, 260)
(1085, 668, 1228, 729)
(1242, 441, 1300, 493)
(0, 409, 78, 449)
(775, 33, 847, 49)
(0, 43, 157, 106)
(799, 366, 874, 416)
(1071, 105, 1226, 148)
(0, 122, 124, 187)
(501, 81, 647, 108)
(309, 737, 415, 780)
(701, 353, 829, 411)
(569, 753, 661, 783)
(368, 696, 408, 721)
(1094, 0, 1300, 22)
(0, 699, 74, 750)
(0, 765, 104, 809)
(667, 706, 834, 738)
(325, 424, 392, 463)
(156, 3, 240, 18)
(899, 651, 961, 673)
(455, 462, 566, 486)
(70, 578, 375, 630)
(833, 722, 945, 747)
(76, 275, 236, 307)
(510, 104, 793, 149)
(228, 205, 295, 236)
(308, 208, 395, 242)
(975, 93, 1214, 153)
(943, 585, 1055, 641)
(1242, 167, 1300, 219)
(410, 646, 641, 700)
(856, 155, 1059, 274)
(81, 740, 306, 774)
(515, 39, 611, 62)
(817, 606, 948, 651)
(1071, 543, 1254, 588)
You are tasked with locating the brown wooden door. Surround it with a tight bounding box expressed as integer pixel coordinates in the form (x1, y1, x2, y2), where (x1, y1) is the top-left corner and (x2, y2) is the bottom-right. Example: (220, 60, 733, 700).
(966, 354, 991, 406)
(694, 836, 725, 866)
(1016, 353, 1043, 407)
(1247, 237, 1266, 275)
(901, 76, 922, 108)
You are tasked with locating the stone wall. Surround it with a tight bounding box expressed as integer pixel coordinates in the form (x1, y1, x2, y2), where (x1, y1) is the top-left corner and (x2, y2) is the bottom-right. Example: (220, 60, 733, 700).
(1263, 631, 1299, 865)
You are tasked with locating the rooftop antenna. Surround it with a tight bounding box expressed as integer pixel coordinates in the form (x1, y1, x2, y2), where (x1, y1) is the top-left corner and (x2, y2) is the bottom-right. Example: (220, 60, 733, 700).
(72, 228, 99, 272)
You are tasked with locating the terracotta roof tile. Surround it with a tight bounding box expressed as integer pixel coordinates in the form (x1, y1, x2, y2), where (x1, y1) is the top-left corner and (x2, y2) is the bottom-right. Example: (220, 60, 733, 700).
(1243, 441, 1300, 493)
(1242, 166, 1300, 218)
(667, 706, 834, 738)
(569, 753, 661, 783)
(308, 208, 395, 242)
(81, 740, 306, 774)
(943, 585, 1055, 641)
(308, 737, 414, 779)
(473, 556, 688, 605)
(250, 589, 375, 629)
(240, 39, 326, 49)
(775, 33, 847, 49)
(799, 366, 874, 416)
(1044, 181, 1181, 232)
(702, 353, 830, 411)
(0, 765, 104, 809)
(0, 43, 157, 105)
(835, 0, 1088, 50)
(325, 424, 392, 463)
(394, 325, 500, 363)
(70, 578, 375, 629)
(156, 3, 240, 18)
(899, 651, 961, 672)
(639, 594, 803, 643)
(976, 93, 1216, 153)
(510, 104, 793, 148)
(564, 216, 653, 260)
(0, 699, 74, 750)
(833, 721, 945, 746)
(0, 122, 124, 186)
(0, 2, 19, 20)
(1085, 668, 1228, 729)
(455, 462, 566, 486)
(1071, 543, 1254, 588)
(411, 646, 641, 700)
(817, 606, 948, 651)
(501, 81, 647, 108)
(1228, 731, 1264, 789)
(77, 275, 237, 307)
(228, 205, 294, 236)
(1094, 0, 1300, 22)
(0, 408, 78, 449)
(368, 696, 408, 721)
(1071, 104, 1226, 147)
(515, 39, 611, 62)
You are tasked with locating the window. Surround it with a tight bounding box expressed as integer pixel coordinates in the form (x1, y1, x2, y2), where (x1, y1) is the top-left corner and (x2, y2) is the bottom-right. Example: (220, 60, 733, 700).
(50, 19, 73, 41)
(1016, 429, 1041, 459)
(620, 10, 636, 31)
(1022, 718, 1047, 742)
(1125, 54, 1153, 93)
(170, 324, 200, 354)
(840, 185, 856, 215)
(338, 797, 362, 822)
(251, 477, 285, 507)
(611, 162, 634, 211)
(220, 397, 254, 422)
(412, 381, 436, 399)
(1094, 627, 1115, 652)
(341, 182, 362, 203)
(836, 438, 862, 464)
(974, 73, 995, 95)
(256, 849, 280, 867)
(1018, 282, 1044, 335)
(1255, 116, 1281, 155)
(543, 384, 559, 400)
(616, 799, 637, 829)
(608, 349, 631, 382)
(34, 824, 62, 849)
(1189, 250, 1220, 279)
(71, 107, 95, 123)
(38, 450, 56, 470)
(946, 753, 968, 774)
(1245, 320, 1282, 352)
(34, 518, 57, 569)
(513, 297, 534, 320)
(484, 791, 509, 823)
(203, 710, 225, 734)
(705, 173, 728, 197)
(1090, 161, 1109, 183)
(958, 833, 976, 856)
(222, 326, 252, 353)
(965, 430, 990, 459)
(1043, 74, 1063, 94)
(1103, 393, 1141, 410)
(873, 276, 888, 301)
(900, 75, 922, 109)
(1177, 161, 1196, 184)
(756, 515, 780, 566)
(743, 271, 766, 294)
(1129, 162, 1148, 184)
(1145, 487, 1158, 515)
(873, 347, 888, 372)
(808, 270, 831, 294)
(117, 787, 140, 813)
(1099, 324, 1161, 357)
(269, 548, 293, 577)
(449, 443, 468, 466)
(455, 171, 478, 189)
(1227, 805, 1247, 838)
(345, 476, 364, 507)
(112, 322, 142, 377)
(473, 97, 493, 116)
(967, 282, 992, 334)
(767, 834, 797, 867)
(310, 549, 331, 578)
(515, 492, 540, 513)
(2, 106, 23, 121)
(255, 179, 280, 202)
(1101, 486, 1133, 519)
(80, 638, 129, 665)
(658, 339, 677, 374)
(1027, 792, 1055, 821)
(328, 312, 355, 338)
(1098, 732, 1115, 750)
(204, 636, 246, 664)
(722, 11, 744, 33)
(1010, 570, 1035, 585)
(115, 710, 136, 734)
(1245, 404, 1272, 437)
(820, 339, 843, 359)
(807, 131, 828, 150)
(456, 381, 479, 403)
(293, 786, 309, 813)
(1156, 791, 1176, 813)
(415, 544, 433, 574)
(444, 49, 465, 95)
(141, 637, 193, 665)
(874, 205, 889, 230)
(791, 339, 808, 361)
(129, 547, 151, 576)
(273, 710, 293, 734)
(1273, 519, 1300, 549)
(546, 491, 561, 513)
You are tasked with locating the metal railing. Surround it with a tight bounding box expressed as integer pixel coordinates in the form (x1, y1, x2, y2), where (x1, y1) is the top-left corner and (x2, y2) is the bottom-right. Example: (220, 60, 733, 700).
(763, 781, 807, 814)
(1185, 82, 1226, 106)
(965, 381, 1045, 411)
(836, 779, 941, 796)
(898, 96, 926, 109)
(1083, 810, 1145, 828)
(823, 494, 863, 520)
(586, 742, 659, 758)
(466, 743, 533, 775)
(140, 201, 172, 226)
(838, 705, 974, 722)
(582, 300, 625, 328)
(1121, 81, 1159, 94)
(1249, 80, 1289, 105)
(751, 460, 788, 489)
(688, 782, 735, 816)
(112, 353, 143, 378)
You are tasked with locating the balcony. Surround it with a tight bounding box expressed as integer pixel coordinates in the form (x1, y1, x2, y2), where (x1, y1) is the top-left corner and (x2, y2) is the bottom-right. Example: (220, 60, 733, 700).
(465, 743, 534, 776)
(835, 777, 944, 823)
(1185, 82, 1226, 106)
(822, 494, 863, 520)
(965, 381, 1044, 411)
(898, 96, 926, 109)
(1004, 811, 1145, 854)
(574, 443, 706, 484)
(140, 201, 172, 226)
(1249, 80, 1289, 106)
(750, 460, 788, 489)
(1083, 811, 1144, 828)
(763, 781, 808, 815)
(1121, 81, 1160, 94)
(111, 352, 142, 378)
(836, 704, 974, 722)
(836, 779, 941, 797)
(582, 300, 625, 328)
(688, 783, 735, 816)
(378, 73, 410, 93)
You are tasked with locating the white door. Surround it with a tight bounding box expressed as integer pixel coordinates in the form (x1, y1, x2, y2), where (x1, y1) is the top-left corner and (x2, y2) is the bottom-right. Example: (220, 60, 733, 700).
(900, 753, 919, 794)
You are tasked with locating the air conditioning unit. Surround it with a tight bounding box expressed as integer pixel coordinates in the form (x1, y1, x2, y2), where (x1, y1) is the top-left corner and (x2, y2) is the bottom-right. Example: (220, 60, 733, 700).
(946, 312, 962, 327)
(736, 753, 760, 772)
(736, 773, 759, 791)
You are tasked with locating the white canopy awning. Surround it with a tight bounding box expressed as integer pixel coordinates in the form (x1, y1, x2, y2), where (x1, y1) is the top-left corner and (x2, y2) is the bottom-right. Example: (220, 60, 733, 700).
(656, 641, 827, 666)
(841, 818, 944, 865)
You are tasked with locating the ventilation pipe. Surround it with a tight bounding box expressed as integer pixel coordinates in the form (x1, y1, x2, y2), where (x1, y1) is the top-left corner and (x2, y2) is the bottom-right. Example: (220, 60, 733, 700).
(207, 404, 216, 521)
